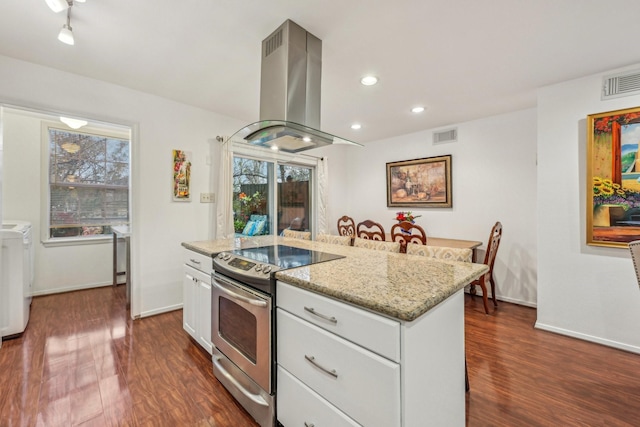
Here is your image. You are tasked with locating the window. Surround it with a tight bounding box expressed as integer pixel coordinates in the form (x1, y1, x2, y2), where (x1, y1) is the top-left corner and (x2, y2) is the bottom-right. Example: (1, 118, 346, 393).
(46, 124, 130, 240)
(233, 156, 313, 236)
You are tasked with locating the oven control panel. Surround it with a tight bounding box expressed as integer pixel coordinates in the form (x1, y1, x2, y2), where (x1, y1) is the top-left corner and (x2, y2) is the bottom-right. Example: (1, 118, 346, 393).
(213, 252, 280, 284)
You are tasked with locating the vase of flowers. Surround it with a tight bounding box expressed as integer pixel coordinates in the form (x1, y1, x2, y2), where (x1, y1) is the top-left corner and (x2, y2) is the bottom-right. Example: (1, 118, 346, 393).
(395, 211, 421, 234)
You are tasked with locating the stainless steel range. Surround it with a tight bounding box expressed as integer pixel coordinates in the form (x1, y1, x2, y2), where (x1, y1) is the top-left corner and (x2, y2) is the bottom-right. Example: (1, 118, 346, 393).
(211, 244, 344, 427)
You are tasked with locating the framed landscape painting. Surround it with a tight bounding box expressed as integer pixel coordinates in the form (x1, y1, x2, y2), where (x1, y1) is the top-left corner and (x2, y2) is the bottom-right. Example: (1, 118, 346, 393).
(386, 155, 452, 208)
(587, 107, 640, 247)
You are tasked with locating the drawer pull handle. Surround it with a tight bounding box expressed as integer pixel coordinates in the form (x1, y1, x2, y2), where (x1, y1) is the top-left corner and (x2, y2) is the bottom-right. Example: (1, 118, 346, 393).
(303, 306, 337, 324)
(189, 258, 201, 264)
(304, 355, 338, 379)
(304, 423, 315, 427)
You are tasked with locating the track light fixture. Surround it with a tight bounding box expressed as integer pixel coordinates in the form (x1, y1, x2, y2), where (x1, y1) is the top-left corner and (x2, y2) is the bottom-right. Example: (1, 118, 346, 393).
(45, 0, 69, 13)
(45, 0, 85, 45)
(57, 4, 74, 45)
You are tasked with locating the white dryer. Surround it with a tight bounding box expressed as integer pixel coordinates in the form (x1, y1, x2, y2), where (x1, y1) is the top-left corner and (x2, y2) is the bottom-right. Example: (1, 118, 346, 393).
(1, 220, 34, 338)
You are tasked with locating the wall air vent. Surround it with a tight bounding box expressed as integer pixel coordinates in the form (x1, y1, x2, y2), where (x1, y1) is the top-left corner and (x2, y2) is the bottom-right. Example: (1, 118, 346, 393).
(433, 128, 457, 144)
(602, 69, 640, 100)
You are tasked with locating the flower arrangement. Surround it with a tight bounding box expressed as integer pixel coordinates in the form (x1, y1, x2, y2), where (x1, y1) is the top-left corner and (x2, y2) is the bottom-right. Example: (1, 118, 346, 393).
(234, 191, 267, 232)
(395, 211, 421, 223)
(593, 176, 640, 210)
(238, 191, 265, 212)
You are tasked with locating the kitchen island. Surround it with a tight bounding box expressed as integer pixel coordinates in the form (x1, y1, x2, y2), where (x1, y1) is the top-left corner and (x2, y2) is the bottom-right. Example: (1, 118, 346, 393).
(182, 235, 488, 426)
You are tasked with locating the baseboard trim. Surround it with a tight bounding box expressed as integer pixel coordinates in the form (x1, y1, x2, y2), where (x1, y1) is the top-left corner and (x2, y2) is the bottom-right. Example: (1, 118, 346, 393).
(140, 304, 183, 318)
(31, 281, 112, 296)
(534, 322, 640, 354)
(463, 287, 537, 308)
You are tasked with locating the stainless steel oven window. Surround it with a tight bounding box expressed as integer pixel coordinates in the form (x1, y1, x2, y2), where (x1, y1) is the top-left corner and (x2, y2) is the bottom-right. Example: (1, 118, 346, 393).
(219, 297, 258, 363)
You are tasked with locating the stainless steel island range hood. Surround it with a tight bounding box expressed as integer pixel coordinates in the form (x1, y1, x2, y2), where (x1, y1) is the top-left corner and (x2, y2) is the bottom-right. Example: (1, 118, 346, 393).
(228, 20, 362, 153)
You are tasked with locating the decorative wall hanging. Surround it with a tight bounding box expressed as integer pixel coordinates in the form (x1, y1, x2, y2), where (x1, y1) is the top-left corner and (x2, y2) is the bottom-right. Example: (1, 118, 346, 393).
(386, 155, 452, 208)
(173, 149, 192, 201)
(587, 107, 640, 247)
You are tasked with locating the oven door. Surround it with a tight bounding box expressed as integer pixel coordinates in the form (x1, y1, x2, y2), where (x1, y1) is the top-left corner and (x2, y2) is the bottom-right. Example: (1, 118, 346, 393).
(211, 272, 272, 394)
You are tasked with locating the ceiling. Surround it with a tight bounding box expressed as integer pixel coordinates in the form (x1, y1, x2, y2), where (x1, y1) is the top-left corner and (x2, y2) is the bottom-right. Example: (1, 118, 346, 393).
(2, 0, 640, 143)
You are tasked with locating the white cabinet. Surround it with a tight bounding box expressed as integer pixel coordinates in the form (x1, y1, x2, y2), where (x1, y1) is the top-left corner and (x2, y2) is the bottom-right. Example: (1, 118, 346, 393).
(276, 281, 466, 427)
(183, 249, 213, 354)
(277, 281, 401, 427)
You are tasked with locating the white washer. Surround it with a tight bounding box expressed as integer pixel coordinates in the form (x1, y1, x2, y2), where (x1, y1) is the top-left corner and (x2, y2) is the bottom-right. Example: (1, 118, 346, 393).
(1, 220, 34, 338)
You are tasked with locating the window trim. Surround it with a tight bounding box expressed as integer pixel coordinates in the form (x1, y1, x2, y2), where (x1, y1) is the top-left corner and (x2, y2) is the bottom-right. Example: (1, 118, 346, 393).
(41, 120, 131, 246)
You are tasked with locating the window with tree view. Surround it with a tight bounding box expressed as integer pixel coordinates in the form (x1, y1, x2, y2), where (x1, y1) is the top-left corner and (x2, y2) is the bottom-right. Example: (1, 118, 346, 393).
(233, 156, 312, 236)
(48, 126, 130, 239)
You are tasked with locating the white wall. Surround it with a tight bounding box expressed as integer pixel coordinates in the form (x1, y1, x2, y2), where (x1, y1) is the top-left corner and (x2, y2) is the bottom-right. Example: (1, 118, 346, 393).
(0, 55, 244, 317)
(536, 64, 640, 353)
(343, 109, 538, 306)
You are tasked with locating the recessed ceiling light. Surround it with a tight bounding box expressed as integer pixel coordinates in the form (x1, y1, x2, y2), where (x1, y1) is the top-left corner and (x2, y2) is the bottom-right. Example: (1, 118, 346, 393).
(351, 123, 362, 130)
(360, 76, 378, 86)
(302, 136, 311, 142)
(411, 106, 425, 113)
(270, 145, 279, 151)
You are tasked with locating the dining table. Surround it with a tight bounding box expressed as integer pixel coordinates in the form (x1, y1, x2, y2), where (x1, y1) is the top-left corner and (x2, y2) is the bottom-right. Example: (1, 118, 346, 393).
(381, 233, 482, 259)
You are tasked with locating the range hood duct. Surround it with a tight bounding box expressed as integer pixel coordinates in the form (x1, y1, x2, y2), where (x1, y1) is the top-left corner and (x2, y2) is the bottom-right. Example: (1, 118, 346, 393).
(228, 19, 362, 153)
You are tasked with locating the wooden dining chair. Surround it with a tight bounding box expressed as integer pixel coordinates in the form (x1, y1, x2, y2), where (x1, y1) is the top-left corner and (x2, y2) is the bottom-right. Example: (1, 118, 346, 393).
(470, 221, 503, 314)
(390, 221, 427, 253)
(337, 215, 356, 236)
(628, 240, 640, 288)
(356, 220, 385, 241)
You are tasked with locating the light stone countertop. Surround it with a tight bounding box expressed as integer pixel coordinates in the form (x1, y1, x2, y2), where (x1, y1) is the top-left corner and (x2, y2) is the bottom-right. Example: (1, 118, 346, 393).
(182, 236, 488, 322)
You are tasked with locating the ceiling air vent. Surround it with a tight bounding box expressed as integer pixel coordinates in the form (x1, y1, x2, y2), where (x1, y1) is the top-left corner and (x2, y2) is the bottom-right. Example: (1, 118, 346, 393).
(602, 69, 640, 100)
(433, 128, 457, 144)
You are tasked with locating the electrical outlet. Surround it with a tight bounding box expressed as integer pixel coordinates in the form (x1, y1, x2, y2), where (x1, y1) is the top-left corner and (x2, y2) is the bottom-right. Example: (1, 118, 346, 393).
(200, 193, 215, 203)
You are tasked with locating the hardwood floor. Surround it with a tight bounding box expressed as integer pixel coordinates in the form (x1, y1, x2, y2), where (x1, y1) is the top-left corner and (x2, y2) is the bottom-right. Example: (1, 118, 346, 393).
(0, 286, 257, 427)
(465, 296, 640, 426)
(1, 286, 639, 426)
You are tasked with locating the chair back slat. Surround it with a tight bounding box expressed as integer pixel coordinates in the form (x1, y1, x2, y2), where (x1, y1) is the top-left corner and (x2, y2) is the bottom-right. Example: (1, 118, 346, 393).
(390, 221, 427, 253)
(483, 221, 503, 271)
(356, 220, 385, 241)
(337, 215, 356, 236)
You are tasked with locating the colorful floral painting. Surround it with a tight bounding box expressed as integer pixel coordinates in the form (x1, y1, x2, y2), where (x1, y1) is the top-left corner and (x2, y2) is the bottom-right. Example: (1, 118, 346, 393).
(587, 107, 640, 247)
(173, 149, 192, 201)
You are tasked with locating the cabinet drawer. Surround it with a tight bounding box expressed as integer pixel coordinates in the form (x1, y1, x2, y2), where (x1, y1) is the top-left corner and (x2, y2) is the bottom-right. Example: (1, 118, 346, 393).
(277, 281, 400, 361)
(277, 366, 360, 427)
(277, 309, 400, 427)
(184, 249, 212, 275)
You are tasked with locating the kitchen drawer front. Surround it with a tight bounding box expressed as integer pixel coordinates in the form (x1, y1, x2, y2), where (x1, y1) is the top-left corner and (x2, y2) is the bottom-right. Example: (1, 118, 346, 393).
(277, 366, 360, 427)
(277, 308, 400, 427)
(276, 281, 400, 361)
(183, 249, 212, 275)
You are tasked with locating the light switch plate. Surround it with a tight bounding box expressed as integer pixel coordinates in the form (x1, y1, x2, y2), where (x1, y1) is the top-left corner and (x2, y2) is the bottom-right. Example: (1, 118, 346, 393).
(200, 193, 215, 203)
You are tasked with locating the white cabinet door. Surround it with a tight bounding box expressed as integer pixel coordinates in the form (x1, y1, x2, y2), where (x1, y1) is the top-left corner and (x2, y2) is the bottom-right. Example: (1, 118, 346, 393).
(277, 308, 401, 427)
(277, 366, 360, 427)
(277, 281, 400, 361)
(197, 279, 213, 354)
(183, 264, 197, 338)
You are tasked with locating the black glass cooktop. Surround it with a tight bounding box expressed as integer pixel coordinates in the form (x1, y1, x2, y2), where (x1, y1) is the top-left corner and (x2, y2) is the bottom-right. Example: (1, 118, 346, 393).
(230, 244, 344, 269)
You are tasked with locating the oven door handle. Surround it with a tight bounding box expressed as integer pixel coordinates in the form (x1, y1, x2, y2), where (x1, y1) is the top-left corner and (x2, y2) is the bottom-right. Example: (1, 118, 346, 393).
(212, 353, 269, 407)
(212, 277, 268, 307)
